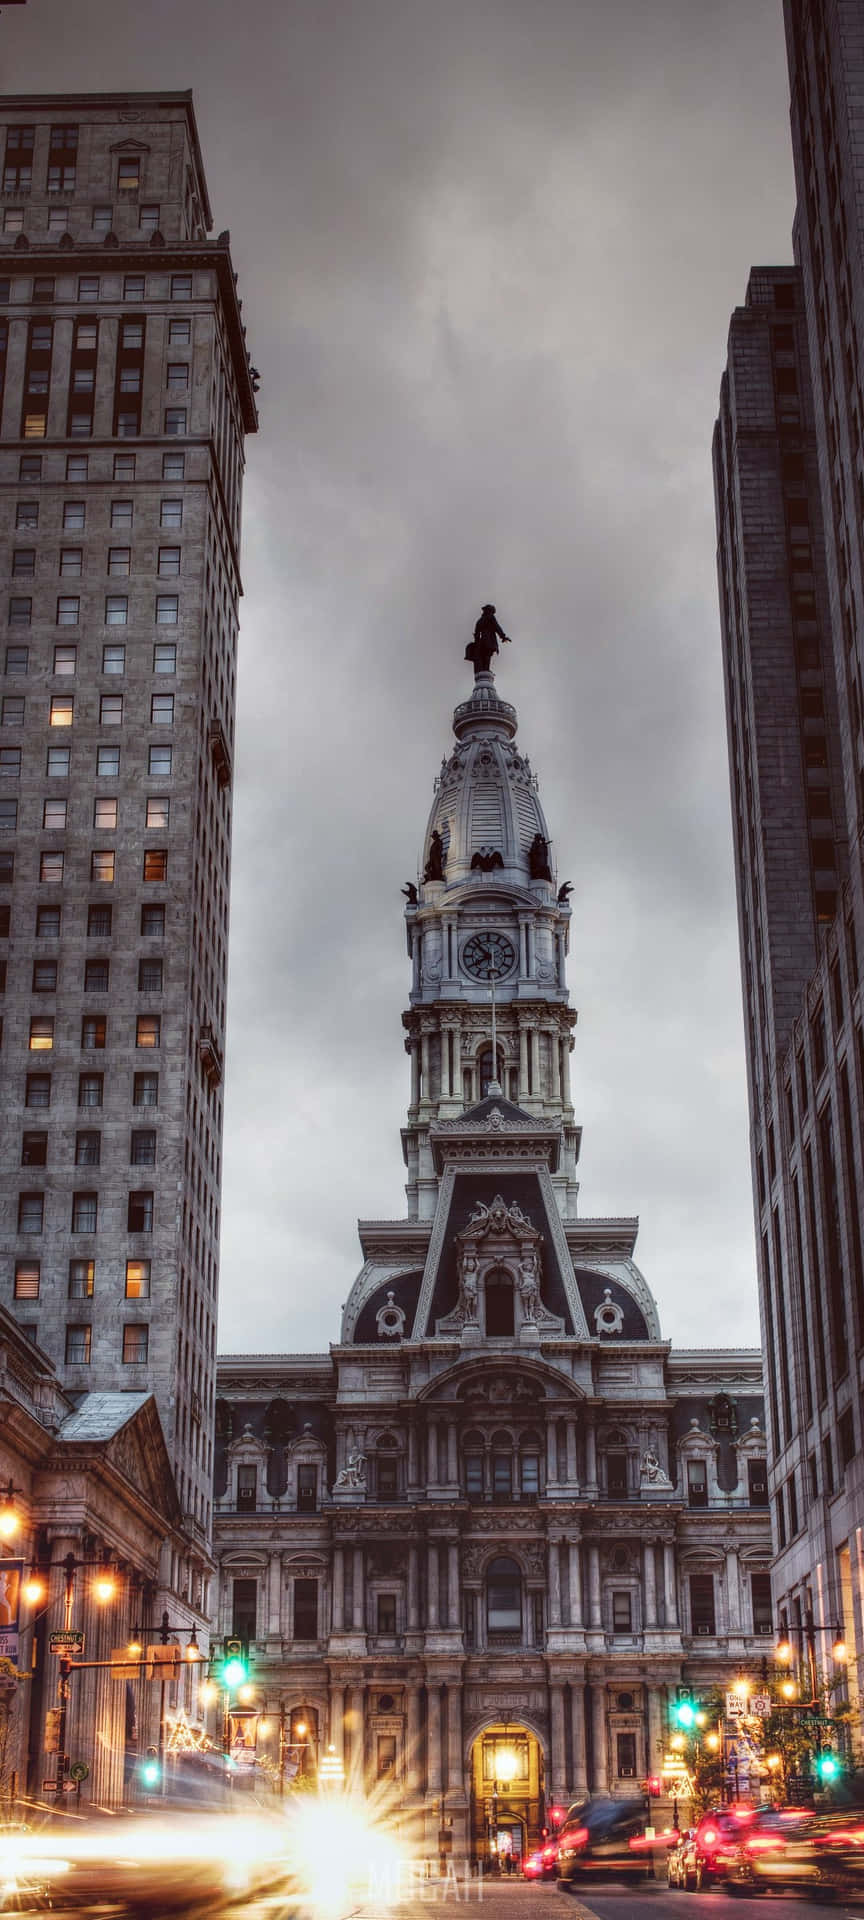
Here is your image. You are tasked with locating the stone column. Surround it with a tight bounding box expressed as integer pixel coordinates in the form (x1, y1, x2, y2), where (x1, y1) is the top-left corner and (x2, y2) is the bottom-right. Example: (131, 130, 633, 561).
(571, 1686, 588, 1792)
(411, 929, 421, 994)
(588, 1546, 602, 1628)
(426, 1683, 443, 1794)
(546, 1421, 558, 1486)
(548, 1538, 562, 1628)
(584, 1419, 597, 1492)
(447, 1543, 460, 1629)
(643, 1540, 657, 1629)
(518, 1022, 529, 1100)
(427, 1541, 439, 1629)
(550, 1683, 566, 1796)
(647, 1687, 664, 1780)
(47, 320, 74, 438)
(352, 1547, 365, 1633)
(447, 1683, 462, 1790)
(0, 320, 28, 440)
(406, 1684, 423, 1791)
(332, 1547, 344, 1633)
(568, 1540, 583, 1627)
(267, 1552, 281, 1635)
(347, 1684, 365, 1792)
(592, 1685, 608, 1791)
(329, 1682, 345, 1759)
(562, 1035, 572, 1106)
(407, 1545, 420, 1631)
(664, 1544, 678, 1625)
(565, 1420, 578, 1487)
(726, 1547, 742, 1632)
(408, 1420, 419, 1489)
(420, 1026, 431, 1101)
(447, 1423, 458, 1487)
(410, 1039, 420, 1107)
(427, 1421, 438, 1484)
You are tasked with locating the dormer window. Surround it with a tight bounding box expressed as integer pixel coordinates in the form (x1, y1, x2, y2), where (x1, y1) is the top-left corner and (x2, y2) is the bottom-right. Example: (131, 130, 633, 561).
(687, 1460, 708, 1508)
(237, 1464, 257, 1512)
(297, 1463, 317, 1513)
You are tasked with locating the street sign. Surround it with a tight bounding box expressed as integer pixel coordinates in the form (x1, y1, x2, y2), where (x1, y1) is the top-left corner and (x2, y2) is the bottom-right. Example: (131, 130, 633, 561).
(725, 1690, 748, 1718)
(68, 1762, 88, 1783)
(750, 1693, 772, 1718)
(49, 1631, 84, 1657)
(41, 1779, 56, 1793)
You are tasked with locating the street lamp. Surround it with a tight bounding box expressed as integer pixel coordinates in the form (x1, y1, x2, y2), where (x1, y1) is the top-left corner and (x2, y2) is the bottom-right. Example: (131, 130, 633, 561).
(0, 1484, 20, 1540)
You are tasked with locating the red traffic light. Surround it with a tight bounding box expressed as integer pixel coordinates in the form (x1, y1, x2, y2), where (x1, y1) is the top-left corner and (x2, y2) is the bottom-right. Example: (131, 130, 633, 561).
(548, 1805, 565, 1827)
(647, 1776, 662, 1796)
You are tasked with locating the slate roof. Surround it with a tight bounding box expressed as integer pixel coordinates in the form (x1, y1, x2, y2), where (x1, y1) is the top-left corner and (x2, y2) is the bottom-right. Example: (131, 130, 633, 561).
(58, 1391, 152, 1441)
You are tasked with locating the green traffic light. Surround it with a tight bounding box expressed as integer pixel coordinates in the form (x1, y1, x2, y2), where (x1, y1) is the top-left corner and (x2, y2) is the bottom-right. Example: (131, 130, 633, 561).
(222, 1655, 248, 1687)
(673, 1700, 696, 1730)
(817, 1752, 841, 1781)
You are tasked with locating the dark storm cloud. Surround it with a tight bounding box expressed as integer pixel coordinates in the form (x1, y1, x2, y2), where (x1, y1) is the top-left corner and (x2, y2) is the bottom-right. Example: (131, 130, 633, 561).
(5, 0, 793, 1353)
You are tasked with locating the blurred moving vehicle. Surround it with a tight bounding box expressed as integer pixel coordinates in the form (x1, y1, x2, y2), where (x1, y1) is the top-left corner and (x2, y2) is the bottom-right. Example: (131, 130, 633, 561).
(729, 1802, 864, 1897)
(522, 1838, 559, 1880)
(668, 1807, 756, 1890)
(557, 1797, 657, 1884)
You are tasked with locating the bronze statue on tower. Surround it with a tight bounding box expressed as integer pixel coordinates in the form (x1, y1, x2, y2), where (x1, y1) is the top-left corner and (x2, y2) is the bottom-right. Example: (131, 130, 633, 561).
(465, 602, 511, 676)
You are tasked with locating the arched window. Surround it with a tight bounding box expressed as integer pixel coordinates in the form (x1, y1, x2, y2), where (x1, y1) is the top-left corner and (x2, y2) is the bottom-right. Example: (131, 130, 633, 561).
(486, 1555, 522, 1637)
(485, 1267, 514, 1337)
(477, 1047, 505, 1097)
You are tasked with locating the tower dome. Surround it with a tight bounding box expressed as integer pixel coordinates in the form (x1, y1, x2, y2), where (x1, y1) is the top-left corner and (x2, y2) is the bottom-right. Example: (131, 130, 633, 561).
(422, 672, 554, 888)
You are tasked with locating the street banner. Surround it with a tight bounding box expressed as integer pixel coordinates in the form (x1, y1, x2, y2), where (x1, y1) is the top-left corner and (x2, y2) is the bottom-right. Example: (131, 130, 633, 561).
(0, 1562, 22, 1663)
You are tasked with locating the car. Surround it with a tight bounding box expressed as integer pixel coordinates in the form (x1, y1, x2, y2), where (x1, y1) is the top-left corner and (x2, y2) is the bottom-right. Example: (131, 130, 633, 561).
(685, 1806, 758, 1888)
(726, 1805, 818, 1895)
(522, 1838, 558, 1881)
(557, 1796, 656, 1885)
(666, 1829, 693, 1889)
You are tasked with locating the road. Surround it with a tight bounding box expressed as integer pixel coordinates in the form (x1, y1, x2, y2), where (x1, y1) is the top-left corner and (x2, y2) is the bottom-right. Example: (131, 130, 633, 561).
(353, 1879, 864, 1919)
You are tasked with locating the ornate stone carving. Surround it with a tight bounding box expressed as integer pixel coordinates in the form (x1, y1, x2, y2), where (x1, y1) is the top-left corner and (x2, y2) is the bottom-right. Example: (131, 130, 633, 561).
(333, 1450, 366, 1491)
(594, 1288, 624, 1335)
(375, 1292, 406, 1341)
(639, 1448, 674, 1491)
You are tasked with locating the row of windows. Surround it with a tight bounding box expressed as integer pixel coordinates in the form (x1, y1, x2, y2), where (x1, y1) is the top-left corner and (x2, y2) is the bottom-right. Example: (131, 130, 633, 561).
(12, 548, 183, 575)
(4, 205, 165, 236)
(14, 1254, 149, 1299)
(0, 270, 194, 304)
(10, 452, 185, 483)
(4, 644, 177, 676)
(1, 903, 163, 938)
(24, 410, 190, 444)
(17, 1188, 156, 1232)
(26, 1013, 162, 1048)
(2, 127, 159, 201)
(3, 693, 175, 723)
(62, 1324, 150, 1365)
(14, 499, 183, 530)
(7, 592, 181, 625)
(19, 1128, 158, 1166)
(23, 1069, 160, 1106)
(0, 745, 173, 778)
(1, 798, 171, 830)
(11, 955, 162, 991)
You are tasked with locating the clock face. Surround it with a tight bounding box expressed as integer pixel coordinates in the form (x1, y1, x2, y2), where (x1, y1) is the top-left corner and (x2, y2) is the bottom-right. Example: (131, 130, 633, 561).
(462, 932, 517, 980)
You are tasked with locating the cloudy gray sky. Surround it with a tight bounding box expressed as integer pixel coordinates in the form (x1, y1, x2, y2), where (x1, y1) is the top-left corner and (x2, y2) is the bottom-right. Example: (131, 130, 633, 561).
(6, 0, 795, 1357)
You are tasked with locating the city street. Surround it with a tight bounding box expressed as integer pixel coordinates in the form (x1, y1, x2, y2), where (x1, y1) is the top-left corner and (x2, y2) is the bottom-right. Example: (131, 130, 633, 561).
(368, 1883, 864, 1920)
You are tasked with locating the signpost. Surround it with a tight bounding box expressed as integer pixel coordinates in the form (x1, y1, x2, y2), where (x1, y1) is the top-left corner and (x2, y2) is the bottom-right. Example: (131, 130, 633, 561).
(49, 1630, 85, 1658)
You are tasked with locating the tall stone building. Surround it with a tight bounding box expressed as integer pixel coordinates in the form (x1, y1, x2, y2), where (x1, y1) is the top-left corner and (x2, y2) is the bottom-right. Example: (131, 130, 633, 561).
(212, 653, 771, 1864)
(713, 0, 864, 1734)
(0, 91, 257, 1682)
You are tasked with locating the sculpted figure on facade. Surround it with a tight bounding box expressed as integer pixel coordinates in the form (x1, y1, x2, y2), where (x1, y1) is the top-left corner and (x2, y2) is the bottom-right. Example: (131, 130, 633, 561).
(333, 1449, 367, 1491)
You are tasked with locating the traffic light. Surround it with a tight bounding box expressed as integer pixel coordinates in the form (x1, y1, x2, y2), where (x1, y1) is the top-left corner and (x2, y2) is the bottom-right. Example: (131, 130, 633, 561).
(220, 1638, 249, 1688)
(139, 1746, 161, 1790)
(671, 1694, 697, 1730)
(816, 1751, 842, 1783)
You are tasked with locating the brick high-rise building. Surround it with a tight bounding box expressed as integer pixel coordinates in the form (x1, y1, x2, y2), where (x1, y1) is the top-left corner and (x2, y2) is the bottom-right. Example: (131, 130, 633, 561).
(714, 0, 864, 1741)
(0, 94, 257, 1608)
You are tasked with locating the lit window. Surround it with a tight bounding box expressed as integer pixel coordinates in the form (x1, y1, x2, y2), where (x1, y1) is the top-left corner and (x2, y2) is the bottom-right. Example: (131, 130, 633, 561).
(138, 958, 163, 992)
(65, 1325, 91, 1364)
(96, 747, 120, 776)
(17, 1193, 44, 1233)
(105, 597, 127, 625)
(150, 695, 174, 724)
(93, 799, 116, 829)
(81, 1016, 106, 1050)
(141, 906, 165, 935)
(123, 275, 144, 301)
(133, 1072, 158, 1106)
(166, 363, 188, 387)
(113, 454, 135, 480)
(71, 1191, 97, 1233)
(23, 416, 46, 440)
(168, 319, 191, 345)
(8, 600, 31, 628)
(136, 1016, 160, 1048)
(84, 958, 109, 991)
(102, 645, 125, 675)
(164, 408, 186, 435)
(152, 644, 176, 674)
(127, 1189, 154, 1232)
(78, 275, 100, 300)
(110, 499, 133, 527)
(0, 749, 20, 775)
(99, 694, 123, 725)
(53, 645, 76, 674)
(39, 852, 64, 883)
(16, 502, 38, 529)
(74, 1130, 100, 1165)
(56, 598, 79, 627)
(68, 1259, 94, 1299)
(122, 1324, 149, 1364)
(139, 204, 159, 233)
(170, 275, 192, 300)
(31, 960, 57, 991)
(25, 1073, 51, 1107)
(90, 851, 114, 883)
(125, 1258, 151, 1296)
(162, 452, 185, 480)
(28, 1017, 53, 1051)
(117, 156, 140, 191)
(50, 696, 73, 726)
(2, 699, 25, 726)
(42, 799, 66, 829)
(160, 499, 183, 529)
(63, 502, 85, 529)
(65, 456, 88, 481)
(14, 1261, 40, 1300)
(145, 797, 169, 829)
(143, 849, 167, 881)
(107, 547, 131, 575)
(46, 747, 68, 775)
(77, 1073, 103, 1108)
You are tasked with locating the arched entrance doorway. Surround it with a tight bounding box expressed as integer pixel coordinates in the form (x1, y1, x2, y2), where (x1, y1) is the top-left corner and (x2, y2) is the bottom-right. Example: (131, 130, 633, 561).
(469, 1723, 545, 1866)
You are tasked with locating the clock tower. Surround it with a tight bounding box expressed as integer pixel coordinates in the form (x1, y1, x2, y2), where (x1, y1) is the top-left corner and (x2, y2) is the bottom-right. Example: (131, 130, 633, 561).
(402, 661, 579, 1220)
